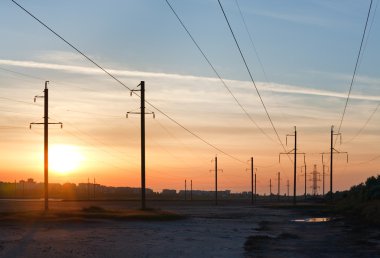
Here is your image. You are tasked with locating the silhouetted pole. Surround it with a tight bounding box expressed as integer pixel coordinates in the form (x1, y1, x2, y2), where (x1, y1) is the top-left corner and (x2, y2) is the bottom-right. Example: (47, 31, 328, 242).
(330, 126, 333, 199)
(30, 81, 62, 211)
(87, 178, 90, 200)
(254, 174, 257, 201)
(320, 126, 347, 200)
(93, 178, 96, 199)
(287, 179, 290, 197)
(269, 179, 272, 196)
(190, 180, 193, 201)
(277, 172, 280, 201)
(141, 81, 146, 209)
(215, 156, 218, 205)
(44, 82, 48, 210)
(127, 81, 155, 210)
(304, 164, 307, 199)
(294, 127, 297, 204)
(322, 165, 328, 196)
(250, 157, 254, 205)
(185, 179, 187, 201)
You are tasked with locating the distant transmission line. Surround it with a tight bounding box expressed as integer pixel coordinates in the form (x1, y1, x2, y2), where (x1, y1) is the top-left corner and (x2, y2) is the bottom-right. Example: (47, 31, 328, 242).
(11, 0, 245, 164)
(234, 0, 269, 83)
(335, 0, 373, 146)
(165, 0, 273, 142)
(217, 0, 289, 157)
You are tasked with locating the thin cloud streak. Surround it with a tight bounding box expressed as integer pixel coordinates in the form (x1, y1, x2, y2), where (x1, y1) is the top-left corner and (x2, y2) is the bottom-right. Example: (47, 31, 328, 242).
(1, 59, 380, 102)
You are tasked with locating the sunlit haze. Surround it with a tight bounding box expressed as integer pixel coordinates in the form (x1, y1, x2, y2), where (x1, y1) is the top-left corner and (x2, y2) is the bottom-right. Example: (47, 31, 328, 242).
(1, 0, 379, 194)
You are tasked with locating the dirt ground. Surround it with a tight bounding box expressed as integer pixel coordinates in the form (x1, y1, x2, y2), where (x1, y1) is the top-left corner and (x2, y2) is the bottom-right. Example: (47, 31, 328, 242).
(0, 200, 379, 257)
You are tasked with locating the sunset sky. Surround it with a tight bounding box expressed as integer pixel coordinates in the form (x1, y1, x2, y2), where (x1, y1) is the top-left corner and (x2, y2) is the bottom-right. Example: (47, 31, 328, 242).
(1, 0, 379, 194)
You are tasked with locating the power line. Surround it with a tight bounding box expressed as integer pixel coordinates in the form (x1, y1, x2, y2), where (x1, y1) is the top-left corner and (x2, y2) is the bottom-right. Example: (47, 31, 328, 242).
(11, 0, 245, 164)
(344, 102, 380, 144)
(234, 0, 269, 83)
(335, 0, 373, 145)
(165, 0, 273, 142)
(343, 0, 378, 145)
(0, 65, 44, 80)
(217, 0, 289, 156)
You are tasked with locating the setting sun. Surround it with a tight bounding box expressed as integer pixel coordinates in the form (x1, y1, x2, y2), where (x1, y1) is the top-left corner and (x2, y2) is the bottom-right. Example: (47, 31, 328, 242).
(49, 145, 83, 174)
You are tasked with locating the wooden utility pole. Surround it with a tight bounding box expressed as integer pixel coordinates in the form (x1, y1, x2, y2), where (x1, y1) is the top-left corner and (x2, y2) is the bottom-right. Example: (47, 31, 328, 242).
(251, 157, 254, 204)
(254, 174, 257, 202)
(330, 126, 333, 199)
(304, 164, 307, 199)
(127, 81, 155, 210)
(30, 81, 62, 211)
(185, 179, 187, 201)
(287, 179, 290, 197)
(277, 172, 280, 201)
(322, 165, 328, 196)
(210, 156, 223, 205)
(321, 126, 347, 200)
(190, 180, 193, 201)
(280, 126, 305, 205)
(215, 156, 218, 205)
(269, 179, 272, 196)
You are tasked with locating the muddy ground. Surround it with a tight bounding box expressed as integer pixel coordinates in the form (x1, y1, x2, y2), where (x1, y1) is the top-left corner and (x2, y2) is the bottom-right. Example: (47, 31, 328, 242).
(0, 200, 379, 257)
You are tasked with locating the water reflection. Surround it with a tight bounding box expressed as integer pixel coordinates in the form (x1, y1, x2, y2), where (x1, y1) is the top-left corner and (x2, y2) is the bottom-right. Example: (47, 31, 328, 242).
(292, 217, 331, 223)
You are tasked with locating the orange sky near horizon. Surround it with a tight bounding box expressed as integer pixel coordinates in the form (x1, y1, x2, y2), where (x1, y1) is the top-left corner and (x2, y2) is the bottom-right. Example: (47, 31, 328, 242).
(1, 1, 380, 195)
(1, 64, 379, 194)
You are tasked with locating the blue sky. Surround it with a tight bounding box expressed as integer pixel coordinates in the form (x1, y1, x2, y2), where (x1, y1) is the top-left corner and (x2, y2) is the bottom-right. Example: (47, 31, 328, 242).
(0, 0, 379, 192)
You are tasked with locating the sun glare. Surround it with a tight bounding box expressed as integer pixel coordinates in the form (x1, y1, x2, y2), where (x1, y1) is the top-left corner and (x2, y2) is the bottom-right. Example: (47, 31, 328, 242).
(49, 145, 83, 174)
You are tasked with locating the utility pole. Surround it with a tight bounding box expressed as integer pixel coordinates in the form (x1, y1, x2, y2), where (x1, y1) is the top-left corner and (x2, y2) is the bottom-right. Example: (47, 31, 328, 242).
(210, 156, 223, 205)
(251, 157, 254, 204)
(269, 179, 272, 196)
(87, 178, 90, 200)
(321, 126, 348, 200)
(30, 81, 62, 211)
(304, 164, 307, 199)
(185, 179, 187, 201)
(330, 126, 333, 200)
(279, 126, 305, 205)
(246, 157, 257, 205)
(322, 165, 329, 196)
(215, 156, 218, 205)
(190, 180, 193, 201)
(93, 178, 96, 199)
(254, 173, 257, 202)
(277, 172, 280, 201)
(127, 81, 155, 210)
(286, 179, 290, 197)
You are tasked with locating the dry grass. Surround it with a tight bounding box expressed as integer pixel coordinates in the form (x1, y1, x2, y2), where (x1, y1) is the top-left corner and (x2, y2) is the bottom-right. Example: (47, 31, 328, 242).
(0, 206, 185, 223)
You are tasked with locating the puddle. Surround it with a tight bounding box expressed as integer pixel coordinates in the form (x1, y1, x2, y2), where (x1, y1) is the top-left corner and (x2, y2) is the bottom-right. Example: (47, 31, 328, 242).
(292, 217, 331, 223)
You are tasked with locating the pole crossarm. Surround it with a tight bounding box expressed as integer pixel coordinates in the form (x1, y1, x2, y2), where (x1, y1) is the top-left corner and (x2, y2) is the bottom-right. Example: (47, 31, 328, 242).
(279, 152, 305, 163)
(321, 151, 349, 164)
(30, 122, 63, 129)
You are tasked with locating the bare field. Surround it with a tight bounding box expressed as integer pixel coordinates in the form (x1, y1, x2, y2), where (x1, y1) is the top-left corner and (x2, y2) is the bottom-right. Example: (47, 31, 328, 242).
(0, 200, 379, 257)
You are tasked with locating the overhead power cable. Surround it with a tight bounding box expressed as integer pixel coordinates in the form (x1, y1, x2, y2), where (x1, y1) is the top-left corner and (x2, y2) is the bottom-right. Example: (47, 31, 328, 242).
(335, 0, 373, 146)
(234, 0, 269, 83)
(344, 103, 380, 144)
(217, 0, 289, 157)
(165, 0, 273, 142)
(342, 0, 378, 145)
(11, 0, 245, 164)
